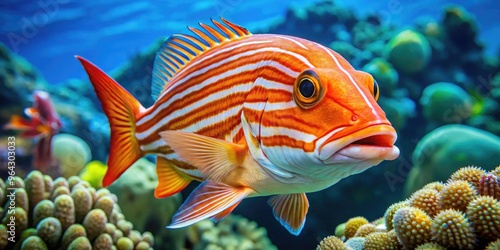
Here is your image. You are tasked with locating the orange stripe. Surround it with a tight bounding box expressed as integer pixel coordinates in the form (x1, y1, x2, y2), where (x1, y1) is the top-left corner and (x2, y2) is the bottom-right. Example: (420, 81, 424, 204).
(261, 135, 315, 152)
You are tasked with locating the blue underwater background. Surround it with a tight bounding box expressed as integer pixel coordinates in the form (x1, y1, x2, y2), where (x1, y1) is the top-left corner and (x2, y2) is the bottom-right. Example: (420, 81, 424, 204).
(1, 0, 500, 249)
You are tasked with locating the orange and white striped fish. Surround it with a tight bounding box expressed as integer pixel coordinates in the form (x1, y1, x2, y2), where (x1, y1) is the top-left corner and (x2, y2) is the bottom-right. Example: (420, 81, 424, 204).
(76, 18, 400, 235)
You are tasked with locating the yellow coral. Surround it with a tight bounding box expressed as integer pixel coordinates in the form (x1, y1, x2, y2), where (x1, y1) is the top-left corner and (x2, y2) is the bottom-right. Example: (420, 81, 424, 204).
(431, 209, 475, 249)
(422, 182, 445, 193)
(439, 180, 477, 212)
(354, 224, 380, 237)
(316, 236, 348, 250)
(79, 161, 108, 189)
(486, 239, 500, 250)
(393, 207, 432, 248)
(410, 188, 440, 217)
(450, 166, 486, 189)
(466, 196, 500, 241)
(364, 231, 401, 250)
(414, 242, 447, 250)
(384, 200, 409, 231)
(492, 165, 500, 178)
(344, 217, 368, 239)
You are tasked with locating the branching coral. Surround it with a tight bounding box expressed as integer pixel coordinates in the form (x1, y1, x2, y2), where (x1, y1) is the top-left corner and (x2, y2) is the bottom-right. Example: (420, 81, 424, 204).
(0, 171, 154, 249)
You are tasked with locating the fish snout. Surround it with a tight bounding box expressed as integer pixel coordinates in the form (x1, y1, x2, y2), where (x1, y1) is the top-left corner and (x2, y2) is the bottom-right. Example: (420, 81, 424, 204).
(318, 123, 399, 164)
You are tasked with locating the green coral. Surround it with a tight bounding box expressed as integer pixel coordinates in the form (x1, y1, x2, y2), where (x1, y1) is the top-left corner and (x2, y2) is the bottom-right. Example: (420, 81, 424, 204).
(405, 124, 500, 195)
(0, 171, 154, 249)
(384, 29, 431, 74)
(419, 82, 472, 124)
(79, 160, 108, 189)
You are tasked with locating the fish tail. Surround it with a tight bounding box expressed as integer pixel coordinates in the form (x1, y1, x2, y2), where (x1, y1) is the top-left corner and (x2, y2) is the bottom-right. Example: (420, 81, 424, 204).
(76, 56, 145, 187)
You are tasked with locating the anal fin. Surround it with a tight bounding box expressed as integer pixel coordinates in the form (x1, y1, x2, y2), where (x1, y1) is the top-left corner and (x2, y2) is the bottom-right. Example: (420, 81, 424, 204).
(210, 201, 240, 222)
(155, 157, 191, 198)
(268, 193, 309, 235)
(168, 180, 252, 228)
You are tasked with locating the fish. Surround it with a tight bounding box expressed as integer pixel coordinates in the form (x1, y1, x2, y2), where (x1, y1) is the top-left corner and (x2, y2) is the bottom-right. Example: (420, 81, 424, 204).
(76, 18, 400, 235)
(4, 90, 63, 171)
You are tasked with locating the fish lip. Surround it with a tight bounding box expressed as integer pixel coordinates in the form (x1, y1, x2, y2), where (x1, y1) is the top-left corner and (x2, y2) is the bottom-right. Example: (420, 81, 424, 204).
(318, 123, 399, 163)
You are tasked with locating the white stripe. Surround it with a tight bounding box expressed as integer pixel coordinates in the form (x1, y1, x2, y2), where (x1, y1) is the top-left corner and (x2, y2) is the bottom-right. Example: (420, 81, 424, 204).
(225, 126, 242, 142)
(181, 105, 242, 132)
(257, 77, 295, 92)
(319, 46, 379, 118)
(140, 139, 166, 151)
(276, 35, 309, 50)
(244, 100, 296, 112)
(159, 46, 313, 100)
(137, 59, 299, 128)
(261, 127, 316, 142)
(136, 83, 251, 140)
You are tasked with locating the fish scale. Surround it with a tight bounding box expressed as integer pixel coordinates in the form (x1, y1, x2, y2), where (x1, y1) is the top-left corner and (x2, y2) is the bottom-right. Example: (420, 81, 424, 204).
(76, 18, 399, 235)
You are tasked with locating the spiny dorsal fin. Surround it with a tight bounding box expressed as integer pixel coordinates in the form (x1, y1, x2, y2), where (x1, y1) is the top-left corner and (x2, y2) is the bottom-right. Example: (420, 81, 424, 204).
(151, 18, 251, 100)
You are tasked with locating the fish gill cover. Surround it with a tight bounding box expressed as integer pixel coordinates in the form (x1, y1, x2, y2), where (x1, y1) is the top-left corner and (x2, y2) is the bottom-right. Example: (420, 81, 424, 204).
(1, 0, 499, 249)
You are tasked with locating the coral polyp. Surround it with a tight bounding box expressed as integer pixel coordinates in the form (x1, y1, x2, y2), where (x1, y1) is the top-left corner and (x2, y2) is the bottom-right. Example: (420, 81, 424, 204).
(466, 196, 500, 241)
(439, 180, 477, 212)
(431, 209, 475, 249)
(410, 188, 441, 217)
(450, 165, 486, 189)
(393, 207, 432, 248)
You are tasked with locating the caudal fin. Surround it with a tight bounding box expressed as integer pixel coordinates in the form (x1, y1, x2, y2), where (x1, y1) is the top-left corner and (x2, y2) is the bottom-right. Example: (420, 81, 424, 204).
(76, 56, 145, 187)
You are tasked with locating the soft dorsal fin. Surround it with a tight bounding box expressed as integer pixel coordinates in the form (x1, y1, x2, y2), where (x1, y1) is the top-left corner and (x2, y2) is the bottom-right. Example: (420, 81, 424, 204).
(151, 18, 252, 100)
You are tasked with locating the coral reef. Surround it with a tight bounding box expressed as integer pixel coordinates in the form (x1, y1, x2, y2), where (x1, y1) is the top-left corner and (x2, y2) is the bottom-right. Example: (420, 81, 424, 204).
(405, 124, 500, 195)
(322, 166, 500, 249)
(107, 158, 183, 249)
(393, 207, 432, 248)
(316, 235, 347, 250)
(431, 209, 475, 249)
(186, 215, 278, 250)
(384, 29, 431, 74)
(51, 133, 92, 179)
(419, 82, 472, 124)
(0, 170, 154, 249)
(79, 160, 107, 189)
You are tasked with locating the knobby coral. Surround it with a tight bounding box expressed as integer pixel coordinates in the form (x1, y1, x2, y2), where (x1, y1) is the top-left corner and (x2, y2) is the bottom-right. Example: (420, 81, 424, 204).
(321, 166, 500, 249)
(0, 170, 154, 249)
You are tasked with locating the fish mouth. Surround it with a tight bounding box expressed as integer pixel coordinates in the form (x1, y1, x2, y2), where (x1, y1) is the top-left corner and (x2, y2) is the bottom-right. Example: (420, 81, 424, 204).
(319, 124, 400, 164)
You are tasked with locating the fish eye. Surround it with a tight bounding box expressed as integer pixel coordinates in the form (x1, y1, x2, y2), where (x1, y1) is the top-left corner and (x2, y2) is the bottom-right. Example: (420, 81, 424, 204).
(373, 79, 380, 101)
(299, 79, 315, 98)
(294, 70, 324, 109)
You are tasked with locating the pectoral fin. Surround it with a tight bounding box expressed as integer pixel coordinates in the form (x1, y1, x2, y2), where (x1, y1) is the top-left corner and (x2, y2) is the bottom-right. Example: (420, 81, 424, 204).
(268, 193, 309, 235)
(167, 180, 252, 228)
(159, 130, 247, 182)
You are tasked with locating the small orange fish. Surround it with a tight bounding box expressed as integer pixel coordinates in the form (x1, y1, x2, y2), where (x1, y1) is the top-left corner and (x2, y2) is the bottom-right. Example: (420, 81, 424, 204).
(77, 18, 399, 235)
(4, 90, 63, 170)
